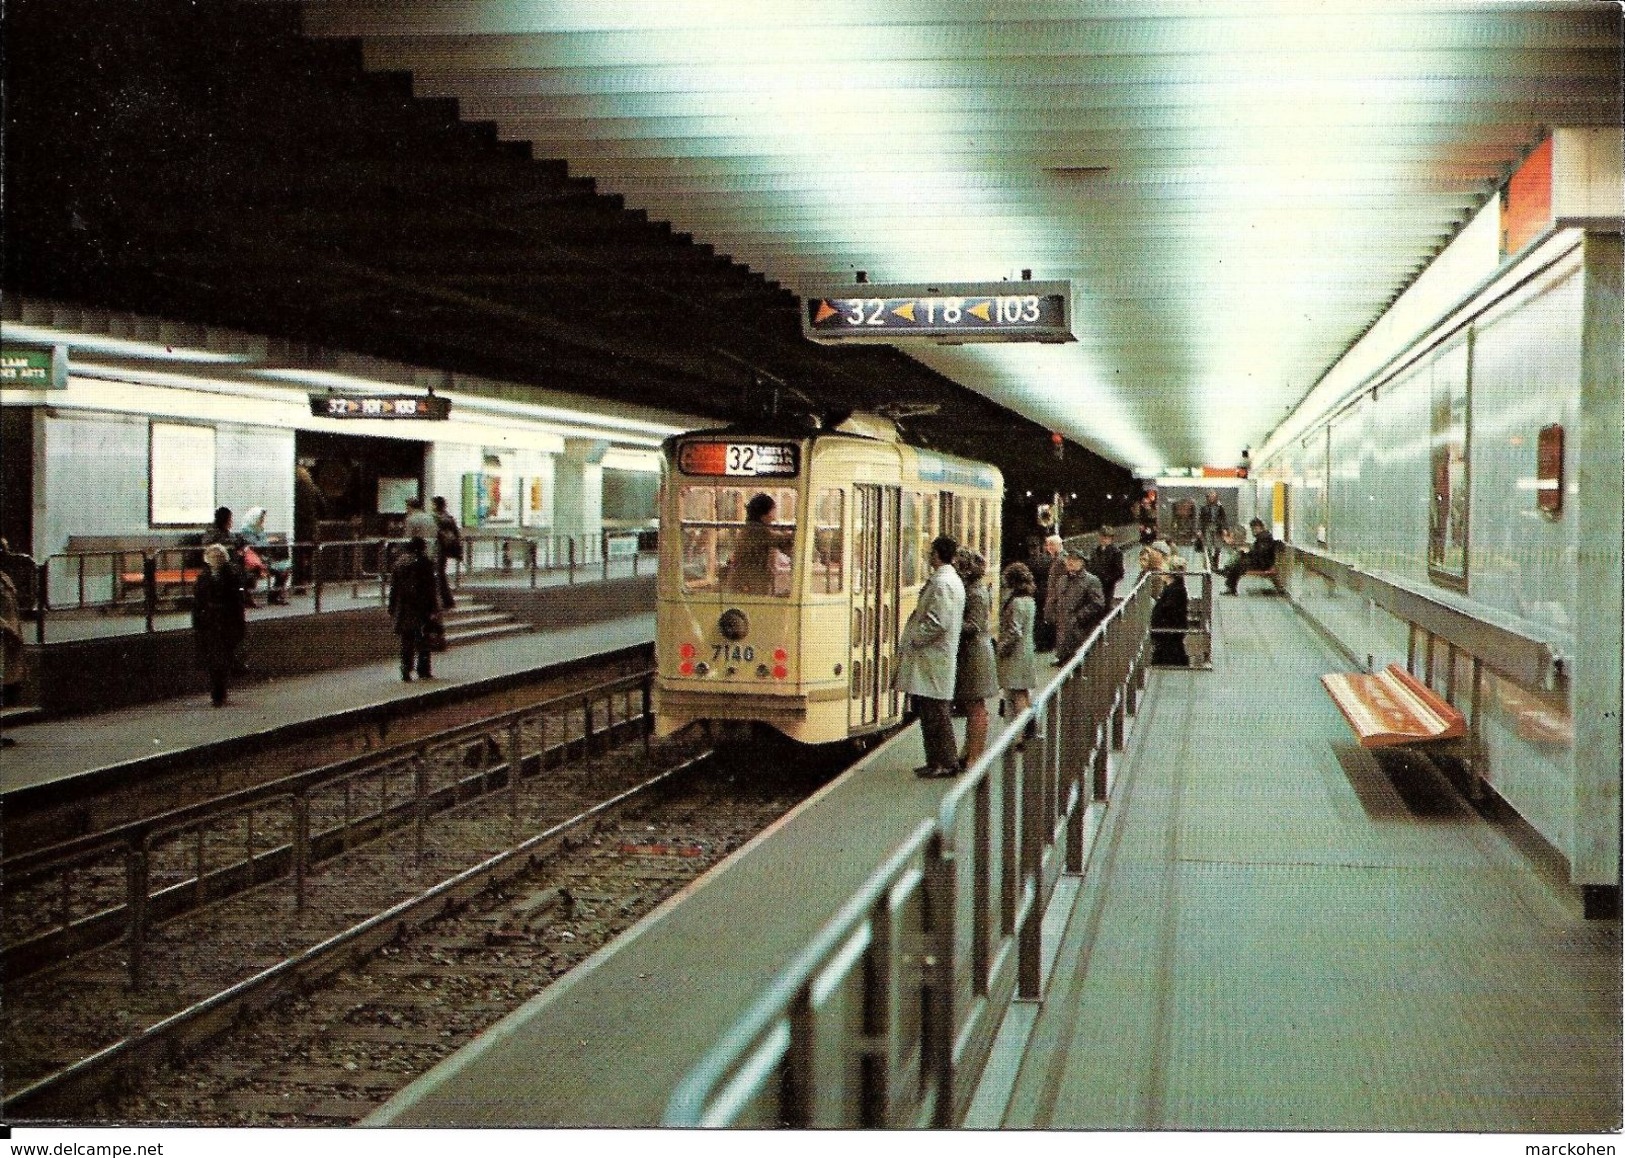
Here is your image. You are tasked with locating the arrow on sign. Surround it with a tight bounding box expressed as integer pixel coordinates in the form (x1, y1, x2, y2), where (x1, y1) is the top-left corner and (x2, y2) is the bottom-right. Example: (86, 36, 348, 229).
(892, 302, 916, 322)
(813, 300, 840, 324)
(968, 301, 993, 322)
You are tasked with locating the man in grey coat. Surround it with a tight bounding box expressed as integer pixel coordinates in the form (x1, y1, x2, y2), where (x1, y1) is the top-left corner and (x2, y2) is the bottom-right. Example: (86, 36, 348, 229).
(894, 535, 965, 779)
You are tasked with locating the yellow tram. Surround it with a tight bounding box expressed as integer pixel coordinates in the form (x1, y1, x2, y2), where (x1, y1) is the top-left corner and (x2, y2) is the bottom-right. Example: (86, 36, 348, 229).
(655, 413, 1004, 744)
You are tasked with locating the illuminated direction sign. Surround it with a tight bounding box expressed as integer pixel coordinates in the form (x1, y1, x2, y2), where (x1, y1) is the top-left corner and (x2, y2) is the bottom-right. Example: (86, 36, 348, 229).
(678, 441, 800, 478)
(802, 281, 1073, 345)
(310, 394, 452, 420)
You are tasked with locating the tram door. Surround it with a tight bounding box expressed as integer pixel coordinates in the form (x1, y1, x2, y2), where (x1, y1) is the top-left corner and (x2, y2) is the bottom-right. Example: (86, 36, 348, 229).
(851, 484, 901, 730)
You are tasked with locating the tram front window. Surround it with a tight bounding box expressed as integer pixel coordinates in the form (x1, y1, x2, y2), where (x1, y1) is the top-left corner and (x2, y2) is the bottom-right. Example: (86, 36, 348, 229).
(679, 485, 798, 597)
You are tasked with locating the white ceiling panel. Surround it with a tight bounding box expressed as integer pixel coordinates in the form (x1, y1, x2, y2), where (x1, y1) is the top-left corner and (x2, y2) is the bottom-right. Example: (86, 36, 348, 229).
(298, 0, 1622, 470)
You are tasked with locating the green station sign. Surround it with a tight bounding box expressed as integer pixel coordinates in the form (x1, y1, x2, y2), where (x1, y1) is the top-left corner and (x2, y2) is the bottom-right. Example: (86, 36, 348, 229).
(0, 345, 68, 389)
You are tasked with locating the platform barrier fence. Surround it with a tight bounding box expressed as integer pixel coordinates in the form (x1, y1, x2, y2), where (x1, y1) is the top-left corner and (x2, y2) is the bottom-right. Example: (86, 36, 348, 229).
(663, 574, 1155, 1128)
(27, 531, 658, 641)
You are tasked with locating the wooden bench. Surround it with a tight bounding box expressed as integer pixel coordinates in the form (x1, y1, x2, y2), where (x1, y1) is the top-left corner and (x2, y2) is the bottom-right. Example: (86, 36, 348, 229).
(1320, 663, 1467, 748)
(1240, 564, 1281, 592)
(118, 566, 204, 599)
(63, 533, 199, 603)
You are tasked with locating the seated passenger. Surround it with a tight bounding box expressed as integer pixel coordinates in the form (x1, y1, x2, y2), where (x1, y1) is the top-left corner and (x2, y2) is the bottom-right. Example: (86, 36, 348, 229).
(723, 493, 794, 596)
(240, 506, 292, 605)
(1221, 518, 1278, 595)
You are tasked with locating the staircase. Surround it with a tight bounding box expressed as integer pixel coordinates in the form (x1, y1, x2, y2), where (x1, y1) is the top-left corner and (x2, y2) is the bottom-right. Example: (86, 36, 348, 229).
(440, 600, 531, 647)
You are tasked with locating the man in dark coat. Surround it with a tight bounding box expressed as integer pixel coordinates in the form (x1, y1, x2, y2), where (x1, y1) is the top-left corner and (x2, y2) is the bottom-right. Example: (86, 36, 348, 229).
(1221, 518, 1279, 595)
(1086, 525, 1126, 604)
(388, 537, 439, 680)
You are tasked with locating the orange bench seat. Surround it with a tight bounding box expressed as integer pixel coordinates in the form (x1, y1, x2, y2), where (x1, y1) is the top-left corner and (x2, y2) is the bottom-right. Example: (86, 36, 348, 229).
(1320, 663, 1467, 749)
(118, 568, 204, 595)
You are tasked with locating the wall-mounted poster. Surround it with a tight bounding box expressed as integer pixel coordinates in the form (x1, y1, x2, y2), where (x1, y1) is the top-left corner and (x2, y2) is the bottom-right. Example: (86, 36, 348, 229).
(150, 421, 216, 525)
(377, 476, 419, 515)
(520, 476, 547, 527)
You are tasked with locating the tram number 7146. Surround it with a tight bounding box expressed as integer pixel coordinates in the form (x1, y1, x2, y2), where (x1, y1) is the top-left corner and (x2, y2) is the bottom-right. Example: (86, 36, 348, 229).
(713, 644, 755, 663)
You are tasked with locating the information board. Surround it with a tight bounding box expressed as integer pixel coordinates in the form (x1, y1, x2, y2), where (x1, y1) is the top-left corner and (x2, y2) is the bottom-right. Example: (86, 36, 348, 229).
(803, 281, 1073, 344)
(311, 394, 452, 420)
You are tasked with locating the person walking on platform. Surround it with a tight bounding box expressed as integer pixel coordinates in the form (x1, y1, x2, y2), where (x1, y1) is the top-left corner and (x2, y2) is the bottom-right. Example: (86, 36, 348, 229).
(894, 535, 964, 779)
(431, 496, 462, 610)
(389, 537, 439, 681)
(1197, 490, 1229, 571)
(193, 543, 246, 707)
(996, 561, 1040, 731)
(952, 548, 999, 771)
(1221, 517, 1279, 595)
(1086, 524, 1126, 604)
(1053, 546, 1106, 666)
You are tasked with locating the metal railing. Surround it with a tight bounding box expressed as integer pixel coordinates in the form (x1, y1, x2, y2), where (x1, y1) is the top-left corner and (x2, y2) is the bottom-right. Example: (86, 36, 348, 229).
(453, 530, 652, 590)
(1, 669, 655, 990)
(26, 530, 658, 641)
(662, 576, 1155, 1128)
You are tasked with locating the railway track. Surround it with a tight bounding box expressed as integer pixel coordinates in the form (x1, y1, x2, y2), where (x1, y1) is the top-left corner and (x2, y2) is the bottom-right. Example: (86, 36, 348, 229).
(4, 647, 656, 851)
(3, 712, 841, 1124)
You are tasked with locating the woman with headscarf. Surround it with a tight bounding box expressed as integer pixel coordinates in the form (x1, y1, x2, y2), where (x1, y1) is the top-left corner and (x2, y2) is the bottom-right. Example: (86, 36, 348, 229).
(240, 506, 292, 605)
(193, 543, 247, 706)
(952, 547, 1000, 771)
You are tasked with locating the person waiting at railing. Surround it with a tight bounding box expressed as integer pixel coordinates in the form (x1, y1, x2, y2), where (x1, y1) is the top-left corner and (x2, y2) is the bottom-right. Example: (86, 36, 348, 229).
(1149, 553, 1190, 666)
(1086, 523, 1126, 604)
(432, 496, 462, 609)
(193, 544, 247, 707)
(996, 561, 1040, 735)
(239, 507, 292, 606)
(1052, 546, 1106, 666)
(402, 497, 443, 609)
(952, 548, 999, 772)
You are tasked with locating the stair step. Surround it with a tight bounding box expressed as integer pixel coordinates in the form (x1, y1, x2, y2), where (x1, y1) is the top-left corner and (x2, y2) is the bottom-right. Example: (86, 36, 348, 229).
(1, 704, 43, 728)
(442, 611, 514, 629)
(444, 622, 531, 644)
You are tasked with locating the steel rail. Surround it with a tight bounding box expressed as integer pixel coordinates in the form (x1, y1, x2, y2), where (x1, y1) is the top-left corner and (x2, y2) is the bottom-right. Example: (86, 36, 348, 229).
(2, 748, 716, 1121)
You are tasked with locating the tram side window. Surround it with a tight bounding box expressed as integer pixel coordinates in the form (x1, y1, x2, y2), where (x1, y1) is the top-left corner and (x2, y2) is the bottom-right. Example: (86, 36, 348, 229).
(900, 492, 920, 585)
(680, 485, 798, 596)
(810, 488, 844, 594)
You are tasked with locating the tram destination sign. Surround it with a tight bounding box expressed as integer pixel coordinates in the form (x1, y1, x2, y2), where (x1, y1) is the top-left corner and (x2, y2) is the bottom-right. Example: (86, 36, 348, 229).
(678, 441, 800, 478)
(803, 280, 1074, 345)
(310, 393, 452, 420)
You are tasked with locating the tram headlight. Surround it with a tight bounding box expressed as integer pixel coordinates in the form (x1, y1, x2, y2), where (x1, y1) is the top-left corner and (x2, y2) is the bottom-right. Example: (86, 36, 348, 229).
(719, 609, 749, 640)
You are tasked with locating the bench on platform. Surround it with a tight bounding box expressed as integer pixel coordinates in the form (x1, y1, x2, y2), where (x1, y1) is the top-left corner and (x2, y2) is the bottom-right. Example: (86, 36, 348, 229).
(1320, 663, 1467, 749)
(1241, 566, 1281, 592)
(66, 533, 204, 603)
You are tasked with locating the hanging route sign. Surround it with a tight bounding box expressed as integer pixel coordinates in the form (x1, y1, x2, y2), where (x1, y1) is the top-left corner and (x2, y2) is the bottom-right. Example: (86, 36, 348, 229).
(802, 281, 1073, 345)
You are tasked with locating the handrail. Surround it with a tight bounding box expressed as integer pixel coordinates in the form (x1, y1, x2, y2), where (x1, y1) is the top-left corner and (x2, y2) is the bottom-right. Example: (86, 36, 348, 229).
(3, 668, 657, 988)
(1282, 543, 1564, 687)
(28, 530, 659, 641)
(664, 574, 1155, 1128)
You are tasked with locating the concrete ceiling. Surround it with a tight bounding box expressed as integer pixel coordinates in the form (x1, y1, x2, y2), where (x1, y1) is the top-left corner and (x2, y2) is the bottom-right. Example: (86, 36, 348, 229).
(292, 0, 1623, 475)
